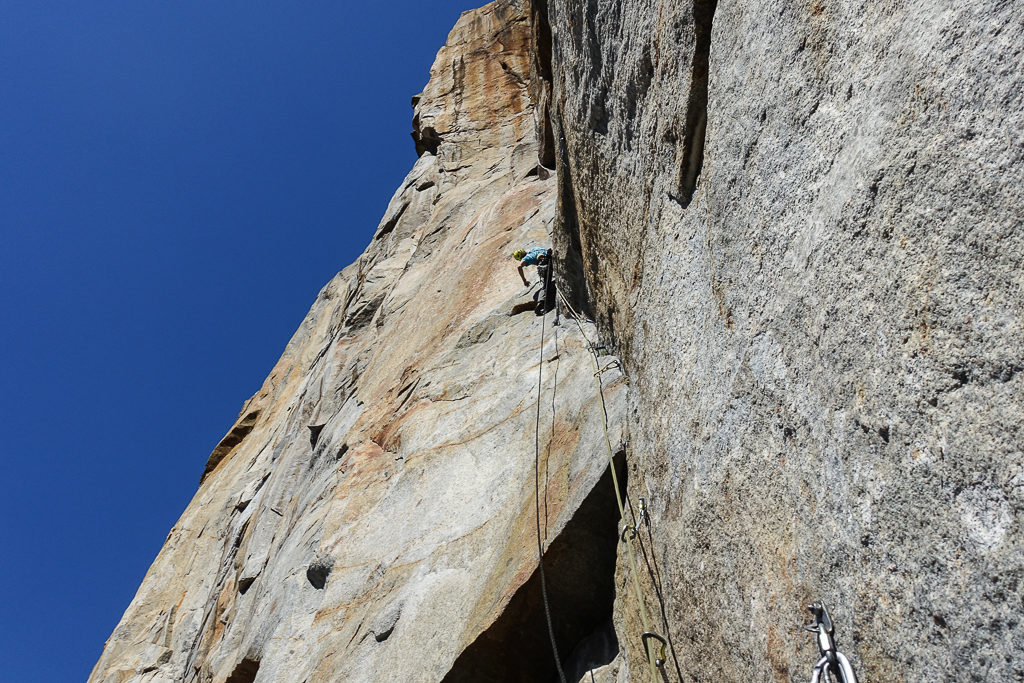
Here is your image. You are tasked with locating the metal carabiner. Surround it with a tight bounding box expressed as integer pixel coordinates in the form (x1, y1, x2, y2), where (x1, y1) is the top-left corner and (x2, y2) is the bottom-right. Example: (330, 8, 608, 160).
(637, 497, 648, 529)
(641, 631, 667, 668)
(810, 653, 858, 683)
(620, 524, 637, 542)
(805, 602, 858, 683)
(594, 358, 621, 377)
(810, 656, 829, 683)
(804, 601, 837, 660)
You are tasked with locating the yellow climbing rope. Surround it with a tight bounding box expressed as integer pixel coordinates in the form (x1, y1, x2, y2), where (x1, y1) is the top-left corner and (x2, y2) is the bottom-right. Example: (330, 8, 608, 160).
(557, 292, 663, 682)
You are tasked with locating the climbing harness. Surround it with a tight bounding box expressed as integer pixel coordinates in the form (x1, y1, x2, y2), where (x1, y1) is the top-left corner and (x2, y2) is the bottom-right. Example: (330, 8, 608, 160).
(558, 291, 667, 681)
(805, 601, 859, 683)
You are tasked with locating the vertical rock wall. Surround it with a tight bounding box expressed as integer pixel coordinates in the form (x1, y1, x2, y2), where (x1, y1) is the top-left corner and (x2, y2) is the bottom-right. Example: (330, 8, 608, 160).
(91, 1, 1024, 680)
(545, 0, 1023, 680)
(91, 3, 630, 682)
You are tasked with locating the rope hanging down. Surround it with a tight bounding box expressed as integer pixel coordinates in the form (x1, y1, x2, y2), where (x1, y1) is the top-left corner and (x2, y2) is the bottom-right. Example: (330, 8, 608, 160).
(558, 291, 665, 682)
(533, 262, 567, 683)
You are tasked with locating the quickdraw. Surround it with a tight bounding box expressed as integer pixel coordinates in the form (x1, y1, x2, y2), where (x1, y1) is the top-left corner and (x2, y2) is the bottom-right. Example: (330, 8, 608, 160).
(593, 358, 622, 377)
(636, 497, 648, 529)
(558, 290, 664, 681)
(620, 499, 648, 541)
(805, 601, 859, 683)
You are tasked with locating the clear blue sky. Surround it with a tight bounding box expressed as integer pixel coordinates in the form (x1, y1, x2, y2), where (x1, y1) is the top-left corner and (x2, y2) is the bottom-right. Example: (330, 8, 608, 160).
(0, 2, 473, 679)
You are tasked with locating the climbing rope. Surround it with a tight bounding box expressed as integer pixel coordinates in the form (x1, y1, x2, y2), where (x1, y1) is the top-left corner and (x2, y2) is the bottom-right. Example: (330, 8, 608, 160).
(557, 291, 664, 682)
(533, 264, 568, 683)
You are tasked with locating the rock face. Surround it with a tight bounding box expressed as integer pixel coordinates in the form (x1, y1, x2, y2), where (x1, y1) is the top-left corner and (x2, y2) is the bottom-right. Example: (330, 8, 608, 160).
(91, 3, 627, 681)
(544, 0, 1023, 680)
(94, 1, 1024, 681)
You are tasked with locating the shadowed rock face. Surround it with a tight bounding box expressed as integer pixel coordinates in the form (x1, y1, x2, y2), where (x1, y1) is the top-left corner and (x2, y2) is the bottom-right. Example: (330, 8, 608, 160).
(90, 3, 626, 682)
(544, 0, 1023, 680)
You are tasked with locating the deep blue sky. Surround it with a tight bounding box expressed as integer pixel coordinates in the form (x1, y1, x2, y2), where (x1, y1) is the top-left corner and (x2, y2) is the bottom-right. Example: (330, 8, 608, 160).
(0, 2, 473, 679)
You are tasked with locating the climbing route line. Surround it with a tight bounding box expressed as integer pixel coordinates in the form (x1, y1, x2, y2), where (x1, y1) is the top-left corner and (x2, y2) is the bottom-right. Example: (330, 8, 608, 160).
(557, 291, 665, 682)
(533, 272, 568, 683)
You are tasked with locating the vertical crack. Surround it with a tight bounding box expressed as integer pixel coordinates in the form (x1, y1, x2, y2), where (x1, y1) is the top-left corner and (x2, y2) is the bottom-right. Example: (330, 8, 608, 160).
(531, 0, 556, 168)
(675, 0, 718, 207)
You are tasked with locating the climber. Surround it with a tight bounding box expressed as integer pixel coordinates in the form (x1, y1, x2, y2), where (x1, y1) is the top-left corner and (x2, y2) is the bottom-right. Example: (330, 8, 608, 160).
(512, 247, 550, 287)
(512, 247, 555, 315)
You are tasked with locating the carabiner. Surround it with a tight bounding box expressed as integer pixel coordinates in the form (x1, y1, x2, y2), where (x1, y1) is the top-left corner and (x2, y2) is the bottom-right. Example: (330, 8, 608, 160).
(806, 602, 858, 683)
(641, 631, 667, 668)
(637, 497, 648, 528)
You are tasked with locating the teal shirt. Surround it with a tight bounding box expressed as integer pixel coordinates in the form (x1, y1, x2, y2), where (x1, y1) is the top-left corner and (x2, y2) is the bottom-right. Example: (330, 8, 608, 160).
(521, 247, 547, 267)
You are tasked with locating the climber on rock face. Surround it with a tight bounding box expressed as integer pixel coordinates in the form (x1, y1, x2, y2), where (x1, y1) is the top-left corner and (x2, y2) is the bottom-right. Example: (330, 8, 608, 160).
(512, 247, 550, 287)
(513, 246, 556, 315)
